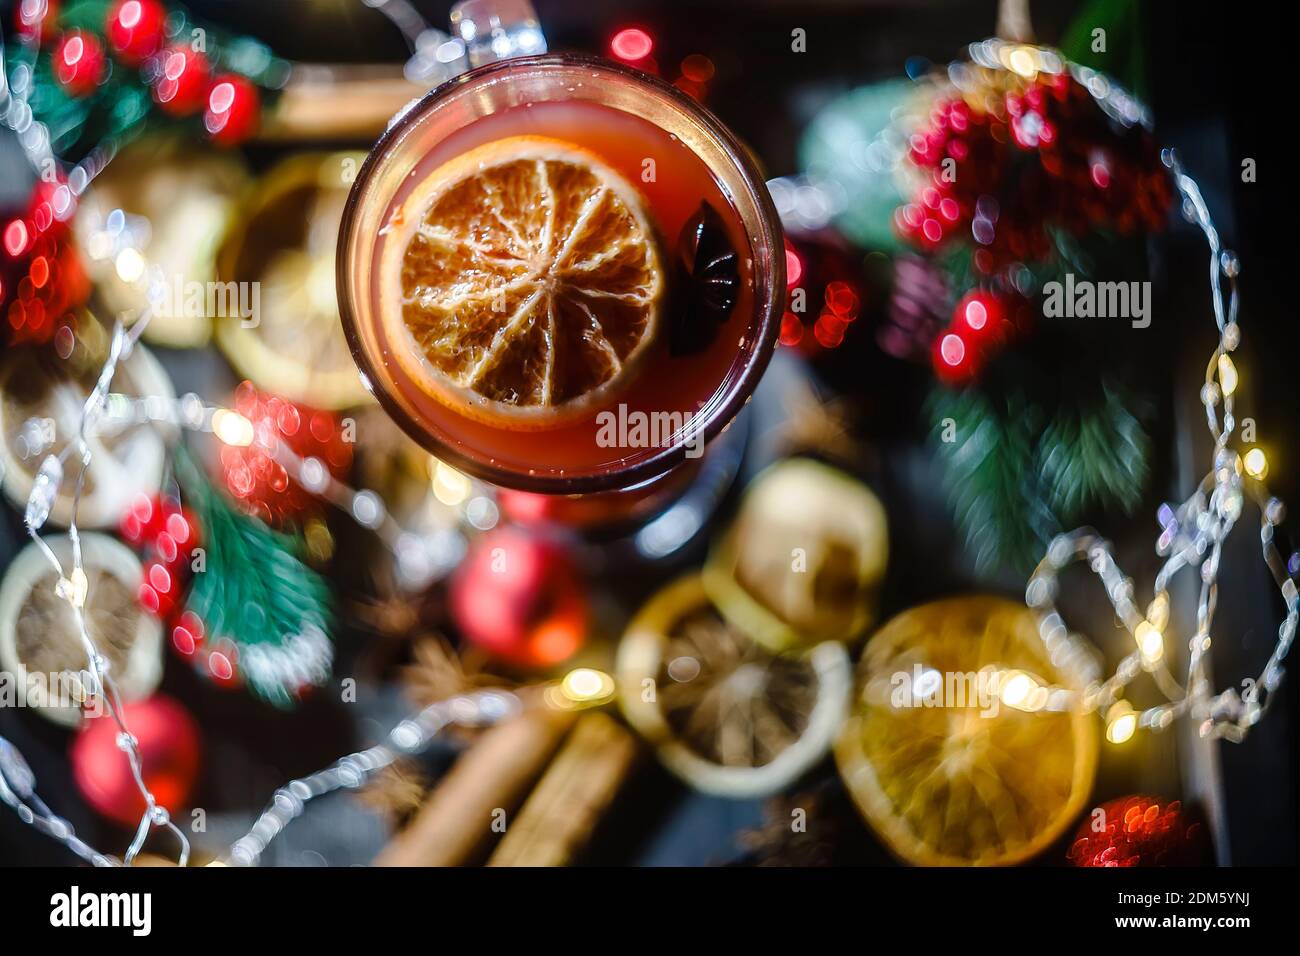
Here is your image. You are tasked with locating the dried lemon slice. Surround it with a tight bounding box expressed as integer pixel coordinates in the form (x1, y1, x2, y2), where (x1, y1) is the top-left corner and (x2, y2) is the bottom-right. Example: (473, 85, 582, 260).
(834, 596, 1098, 866)
(216, 152, 372, 410)
(0, 534, 163, 727)
(0, 328, 174, 528)
(705, 459, 888, 652)
(380, 136, 665, 429)
(617, 575, 850, 798)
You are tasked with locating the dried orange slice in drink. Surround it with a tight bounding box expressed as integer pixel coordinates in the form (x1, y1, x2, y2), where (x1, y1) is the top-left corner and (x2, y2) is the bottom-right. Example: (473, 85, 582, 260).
(834, 596, 1098, 866)
(379, 136, 665, 429)
(617, 575, 851, 798)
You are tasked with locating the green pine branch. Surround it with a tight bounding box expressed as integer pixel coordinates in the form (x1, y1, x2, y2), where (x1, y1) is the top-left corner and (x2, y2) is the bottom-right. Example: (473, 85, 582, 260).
(5, 0, 288, 162)
(1039, 383, 1149, 519)
(929, 387, 1059, 573)
(174, 446, 332, 709)
(930, 380, 1150, 574)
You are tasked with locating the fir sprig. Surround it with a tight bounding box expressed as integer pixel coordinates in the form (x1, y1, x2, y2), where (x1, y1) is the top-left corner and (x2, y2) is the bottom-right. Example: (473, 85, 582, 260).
(929, 379, 1150, 574)
(1038, 384, 1149, 518)
(174, 446, 332, 708)
(929, 387, 1058, 572)
(5, 0, 289, 162)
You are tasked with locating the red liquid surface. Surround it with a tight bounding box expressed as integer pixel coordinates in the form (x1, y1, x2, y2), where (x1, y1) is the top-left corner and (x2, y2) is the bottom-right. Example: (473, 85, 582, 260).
(368, 99, 756, 483)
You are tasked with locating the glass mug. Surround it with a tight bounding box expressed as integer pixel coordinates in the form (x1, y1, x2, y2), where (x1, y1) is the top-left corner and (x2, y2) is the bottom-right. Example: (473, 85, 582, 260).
(337, 54, 784, 495)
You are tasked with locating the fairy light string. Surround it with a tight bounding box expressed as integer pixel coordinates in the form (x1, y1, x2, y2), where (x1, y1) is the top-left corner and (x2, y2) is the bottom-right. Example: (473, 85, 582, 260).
(1025, 147, 1296, 744)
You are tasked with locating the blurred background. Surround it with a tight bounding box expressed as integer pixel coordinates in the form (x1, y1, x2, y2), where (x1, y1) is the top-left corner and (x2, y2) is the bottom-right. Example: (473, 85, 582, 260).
(1, 0, 1296, 866)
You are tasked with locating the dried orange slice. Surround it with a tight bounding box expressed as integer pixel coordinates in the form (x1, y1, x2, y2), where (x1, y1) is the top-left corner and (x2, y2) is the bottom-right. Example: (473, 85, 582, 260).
(705, 459, 888, 653)
(617, 575, 851, 798)
(0, 327, 174, 528)
(834, 596, 1098, 866)
(0, 533, 163, 727)
(216, 152, 372, 410)
(380, 136, 665, 429)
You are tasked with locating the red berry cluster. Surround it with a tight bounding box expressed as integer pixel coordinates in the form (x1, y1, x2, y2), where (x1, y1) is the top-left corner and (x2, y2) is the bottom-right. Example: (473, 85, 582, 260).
(930, 289, 1029, 386)
(1006, 73, 1172, 234)
(219, 382, 354, 526)
(121, 492, 202, 620)
(897, 71, 1171, 276)
(170, 609, 241, 689)
(1068, 795, 1205, 867)
(16, 0, 262, 147)
(2, 179, 89, 347)
(120, 492, 243, 687)
(13, 0, 61, 45)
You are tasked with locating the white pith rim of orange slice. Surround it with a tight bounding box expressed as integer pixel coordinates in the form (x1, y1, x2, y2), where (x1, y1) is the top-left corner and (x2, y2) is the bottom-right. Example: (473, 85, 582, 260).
(377, 136, 666, 431)
(617, 574, 852, 798)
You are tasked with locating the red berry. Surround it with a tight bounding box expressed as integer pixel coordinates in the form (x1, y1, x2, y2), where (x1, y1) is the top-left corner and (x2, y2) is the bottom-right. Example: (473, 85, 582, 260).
(951, 290, 1009, 349)
(152, 45, 210, 116)
(105, 0, 165, 66)
(171, 611, 205, 657)
(164, 508, 200, 550)
(52, 31, 106, 98)
(120, 492, 160, 544)
(154, 530, 180, 566)
(931, 327, 981, 387)
(205, 643, 239, 688)
(14, 0, 59, 46)
(204, 75, 260, 146)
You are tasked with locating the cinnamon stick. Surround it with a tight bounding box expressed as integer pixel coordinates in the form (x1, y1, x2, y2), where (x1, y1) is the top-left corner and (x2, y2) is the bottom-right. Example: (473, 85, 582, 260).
(373, 707, 575, 867)
(487, 712, 640, 867)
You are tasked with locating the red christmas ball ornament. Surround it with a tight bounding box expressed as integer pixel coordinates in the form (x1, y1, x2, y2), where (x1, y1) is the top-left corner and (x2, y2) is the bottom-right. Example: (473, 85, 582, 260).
(1068, 795, 1206, 867)
(14, 0, 60, 46)
(151, 45, 210, 116)
(218, 382, 354, 525)
(449, 527, 587, 669)
(71, 694, 202, 828)
(204, 75, 261, 147)
(931, 327, 981, 386)
(105, 0, 166, 67)
(52, 30, 106, 98)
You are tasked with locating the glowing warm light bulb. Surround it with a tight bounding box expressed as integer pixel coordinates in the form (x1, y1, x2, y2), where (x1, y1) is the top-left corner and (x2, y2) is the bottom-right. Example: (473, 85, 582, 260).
(999, 671, 1035, 709)
(211, 408, 255, 447)
(1136, 620, 1164, 664)
(114, 247, 145, 283)
(1105, 701, 1137, 744)
(559, 668, 615, 705)
(1007, 46, 1038, 78)
(1217, 353, 1238, 396)
(1244, 447, 1268, 480)
(431, 459, 471, 506)
(1146, 593, 1170, 632)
